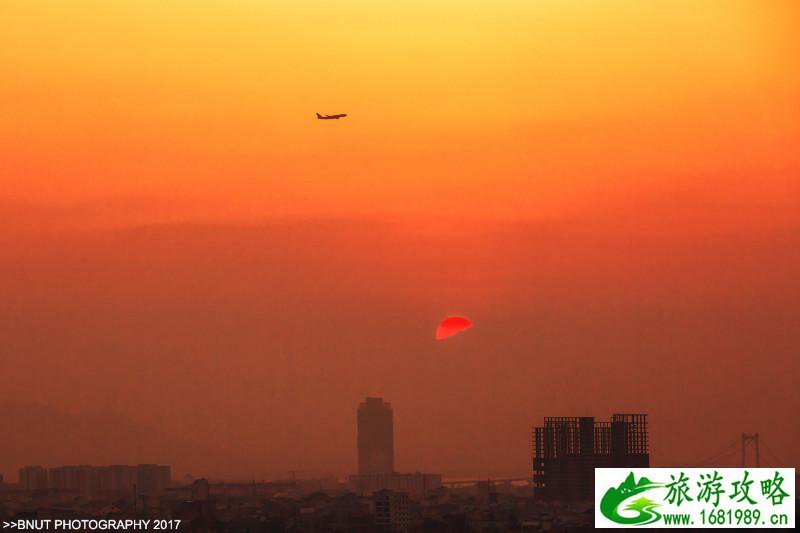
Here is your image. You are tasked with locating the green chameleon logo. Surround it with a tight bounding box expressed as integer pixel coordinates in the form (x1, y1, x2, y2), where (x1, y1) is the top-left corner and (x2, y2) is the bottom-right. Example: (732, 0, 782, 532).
(600, 472, 664, 526)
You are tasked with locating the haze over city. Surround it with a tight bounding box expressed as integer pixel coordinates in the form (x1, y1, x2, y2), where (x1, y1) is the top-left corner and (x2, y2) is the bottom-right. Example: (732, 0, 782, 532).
(1, 0, 799, 484)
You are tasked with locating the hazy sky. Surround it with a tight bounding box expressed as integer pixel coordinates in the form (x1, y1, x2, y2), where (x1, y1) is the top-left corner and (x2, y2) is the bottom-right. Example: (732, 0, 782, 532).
(1, 1, 798, 479)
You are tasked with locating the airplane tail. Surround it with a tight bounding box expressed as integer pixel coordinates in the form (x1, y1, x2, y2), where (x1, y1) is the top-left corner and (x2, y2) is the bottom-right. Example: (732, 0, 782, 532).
(316, 112, 323, 119)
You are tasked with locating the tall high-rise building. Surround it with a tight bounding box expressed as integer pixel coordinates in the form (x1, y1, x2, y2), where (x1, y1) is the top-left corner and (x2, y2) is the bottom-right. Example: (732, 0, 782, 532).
(358, 397, 394, 475)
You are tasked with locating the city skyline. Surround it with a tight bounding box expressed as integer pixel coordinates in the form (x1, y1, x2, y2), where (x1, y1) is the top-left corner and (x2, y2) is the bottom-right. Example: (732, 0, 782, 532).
(1, 399, 786, 485)
(2, 400, 793, 530)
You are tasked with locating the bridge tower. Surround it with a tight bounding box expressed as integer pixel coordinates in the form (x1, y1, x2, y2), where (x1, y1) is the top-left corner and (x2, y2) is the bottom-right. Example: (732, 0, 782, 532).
(741, 433, 760, 467)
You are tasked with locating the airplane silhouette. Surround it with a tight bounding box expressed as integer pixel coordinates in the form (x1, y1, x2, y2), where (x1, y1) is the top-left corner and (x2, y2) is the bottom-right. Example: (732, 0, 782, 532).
(316, 112, 347, 120)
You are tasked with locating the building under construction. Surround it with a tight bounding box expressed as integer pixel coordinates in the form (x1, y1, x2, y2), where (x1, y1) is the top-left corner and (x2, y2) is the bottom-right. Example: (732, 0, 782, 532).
(533, 413, 649, 501)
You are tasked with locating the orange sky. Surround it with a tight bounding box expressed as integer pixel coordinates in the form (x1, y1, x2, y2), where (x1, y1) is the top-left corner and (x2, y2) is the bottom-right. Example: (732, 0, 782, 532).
(2, 0, 798, 220)
(1, 1, 799, 480)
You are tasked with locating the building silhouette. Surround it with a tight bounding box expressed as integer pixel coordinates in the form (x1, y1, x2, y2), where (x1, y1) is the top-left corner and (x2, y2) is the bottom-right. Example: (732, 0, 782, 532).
(358, 397, 394, 475)
(351, 397, 441, 498)
(533, 413, 649, 501)
(48, 465, 95, 493)
(373, 489, 410, 532)
(18, 464, 170, 496)
(18, 465, 48, 491)
(135, 464, 171, 495)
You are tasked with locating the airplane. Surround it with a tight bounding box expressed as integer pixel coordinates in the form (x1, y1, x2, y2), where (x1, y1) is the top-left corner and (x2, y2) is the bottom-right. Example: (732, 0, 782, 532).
(316, 112, 347, 120)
